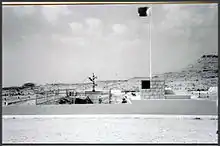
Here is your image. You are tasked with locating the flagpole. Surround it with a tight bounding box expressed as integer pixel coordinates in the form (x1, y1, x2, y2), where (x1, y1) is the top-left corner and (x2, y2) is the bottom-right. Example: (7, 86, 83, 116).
(149, 7, 152, 80)
(138, 6, 152, 80)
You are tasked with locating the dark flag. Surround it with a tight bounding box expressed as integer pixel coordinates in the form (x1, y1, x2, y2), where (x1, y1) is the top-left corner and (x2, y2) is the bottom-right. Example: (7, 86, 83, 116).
(138, 7, 150, 17)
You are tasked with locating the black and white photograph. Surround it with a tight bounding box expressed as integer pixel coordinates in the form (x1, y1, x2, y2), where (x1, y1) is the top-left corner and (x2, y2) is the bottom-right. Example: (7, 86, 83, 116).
(2, 3, 218, 143)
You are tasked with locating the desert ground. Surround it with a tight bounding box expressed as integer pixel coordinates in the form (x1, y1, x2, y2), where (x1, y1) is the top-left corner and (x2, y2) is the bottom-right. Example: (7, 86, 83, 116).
(3, 115, 218, 143)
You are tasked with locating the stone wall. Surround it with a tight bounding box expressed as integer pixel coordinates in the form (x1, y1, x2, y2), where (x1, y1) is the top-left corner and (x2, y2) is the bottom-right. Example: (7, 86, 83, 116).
(165, 95, 191, 99)
(140, 80, 165, 99)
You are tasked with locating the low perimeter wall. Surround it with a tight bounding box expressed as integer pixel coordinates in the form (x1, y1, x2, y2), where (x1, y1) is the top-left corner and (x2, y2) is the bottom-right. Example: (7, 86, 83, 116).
(164, 95, 191, 99)
(3, 99, 217, 115)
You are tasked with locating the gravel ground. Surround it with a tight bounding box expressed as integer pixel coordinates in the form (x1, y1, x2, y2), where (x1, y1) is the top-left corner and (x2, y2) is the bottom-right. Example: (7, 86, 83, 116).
(3, 115, 218, 143)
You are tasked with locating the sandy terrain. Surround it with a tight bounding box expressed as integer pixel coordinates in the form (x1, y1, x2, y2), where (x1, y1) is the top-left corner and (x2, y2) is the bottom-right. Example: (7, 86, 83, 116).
(3, 115, 218, 143)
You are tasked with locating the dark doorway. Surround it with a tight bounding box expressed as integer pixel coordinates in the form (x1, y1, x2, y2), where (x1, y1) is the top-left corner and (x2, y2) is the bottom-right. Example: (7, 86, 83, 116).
(141, 80, 150, 89)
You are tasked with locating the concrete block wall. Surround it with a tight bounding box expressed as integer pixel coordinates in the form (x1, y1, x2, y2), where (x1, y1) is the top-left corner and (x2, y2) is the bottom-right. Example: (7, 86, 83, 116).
(140, 80, 165, 99)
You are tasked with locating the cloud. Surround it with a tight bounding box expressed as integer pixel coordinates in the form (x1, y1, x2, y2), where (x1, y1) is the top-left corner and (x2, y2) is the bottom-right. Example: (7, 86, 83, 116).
(112, 24, 128, 35)
(160, 4, 217, 33)
(69, 22, 85, 37)
(155, 4, 217, 49)
(85, 17, 102, 28)
(69, 22, 83, 31)
(41, 5, 72, 24)
(12, 6, 36, 17)
(84, 17, 103, 38)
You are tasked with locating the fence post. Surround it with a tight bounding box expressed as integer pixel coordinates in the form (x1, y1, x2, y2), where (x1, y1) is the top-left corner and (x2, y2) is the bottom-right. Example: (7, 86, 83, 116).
(109, 89, 112, 104)
(46, 91, 48, 103)
(36, 94, 38, 105)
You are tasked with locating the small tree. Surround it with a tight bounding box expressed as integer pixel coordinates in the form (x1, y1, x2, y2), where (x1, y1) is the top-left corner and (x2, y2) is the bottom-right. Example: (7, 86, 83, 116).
(88, 73, 97, 92)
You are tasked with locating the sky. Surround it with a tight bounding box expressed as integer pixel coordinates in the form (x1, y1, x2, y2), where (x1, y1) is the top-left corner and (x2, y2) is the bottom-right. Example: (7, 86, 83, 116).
(3, 3, 218, 87)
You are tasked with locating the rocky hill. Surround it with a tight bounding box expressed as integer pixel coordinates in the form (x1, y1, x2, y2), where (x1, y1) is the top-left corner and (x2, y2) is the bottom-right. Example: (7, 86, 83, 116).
(160, 54, 218, 93)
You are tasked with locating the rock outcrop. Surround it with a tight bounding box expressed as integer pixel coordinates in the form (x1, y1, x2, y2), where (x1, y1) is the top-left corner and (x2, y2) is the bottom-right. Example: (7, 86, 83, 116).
(160, 54, 218, 93)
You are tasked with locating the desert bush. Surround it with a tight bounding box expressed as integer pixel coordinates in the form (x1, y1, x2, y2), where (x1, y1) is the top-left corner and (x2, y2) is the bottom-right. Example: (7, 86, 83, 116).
(165, 89, 175, 95)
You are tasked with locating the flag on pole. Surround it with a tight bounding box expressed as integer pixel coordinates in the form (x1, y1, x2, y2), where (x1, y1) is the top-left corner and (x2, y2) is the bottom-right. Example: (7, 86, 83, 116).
(138, 7, 150, 17)
(138, 6, 152, 80)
